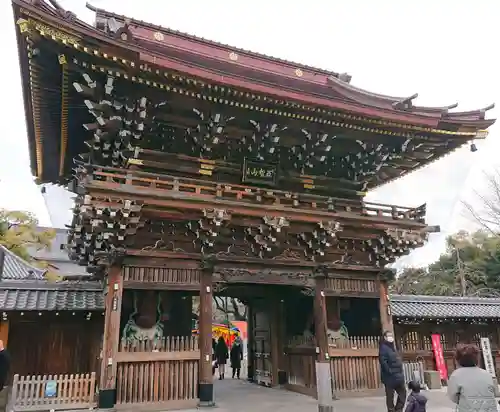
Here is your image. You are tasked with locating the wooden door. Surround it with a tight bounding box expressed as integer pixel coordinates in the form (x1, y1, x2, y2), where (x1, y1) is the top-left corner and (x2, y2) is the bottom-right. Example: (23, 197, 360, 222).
(251, 301, 273, 386)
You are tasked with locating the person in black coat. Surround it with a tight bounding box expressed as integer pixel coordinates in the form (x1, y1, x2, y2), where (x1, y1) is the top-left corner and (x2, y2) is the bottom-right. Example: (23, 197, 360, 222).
(215, 337, 228, 380)
(379, 331, 406, 412)
(230, 338, 243, 379)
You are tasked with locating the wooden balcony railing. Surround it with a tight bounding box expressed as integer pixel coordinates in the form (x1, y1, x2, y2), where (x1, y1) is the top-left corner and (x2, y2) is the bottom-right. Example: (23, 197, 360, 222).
(79, 164, 427, 224)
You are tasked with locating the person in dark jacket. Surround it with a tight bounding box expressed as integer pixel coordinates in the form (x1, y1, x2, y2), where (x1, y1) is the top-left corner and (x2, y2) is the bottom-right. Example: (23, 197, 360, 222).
(405, 380, 427, 412)
(215, 337, 229, 380)
(379, 331, 406, 412)
(230, 338, 243, 379)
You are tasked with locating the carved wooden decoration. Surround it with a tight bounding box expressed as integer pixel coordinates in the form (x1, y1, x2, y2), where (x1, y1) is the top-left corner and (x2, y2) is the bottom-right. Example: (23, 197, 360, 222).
(242, 121, 285, 162)
(73, 73, 148, 167)
(245, 216, 289, 258)
(298, 220, 342, 260)
(291, 129, 335, 173)
(186, 109, 234, 158)
(187, 208, 231, 255)
(67, 195, 142, 270)
(364, 229, 427, 267)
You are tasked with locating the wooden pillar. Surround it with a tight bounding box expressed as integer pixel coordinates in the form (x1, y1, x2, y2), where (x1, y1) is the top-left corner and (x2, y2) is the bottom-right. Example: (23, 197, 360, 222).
(270, 297, 283, 386)
(275, 298, 287, 385)
(379, 278, 394, 335)
(314, 274, 334, 412)
(98, 264, 123, 409)
(247, 303, 255, 382)
(199, 261, 214, 406)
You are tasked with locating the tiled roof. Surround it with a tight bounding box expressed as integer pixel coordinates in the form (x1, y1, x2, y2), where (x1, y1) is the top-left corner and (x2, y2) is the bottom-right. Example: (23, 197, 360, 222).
(1, 245, 46, 280)
(390, 294, 500, 319)
(0, 281, 104, 311)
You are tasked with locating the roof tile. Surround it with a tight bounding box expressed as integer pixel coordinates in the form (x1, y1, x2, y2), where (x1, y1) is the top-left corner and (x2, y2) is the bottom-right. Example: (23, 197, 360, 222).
(0, 288, 104, 311)
(390, 295, 500, 319)
(1, 246, 45, 280)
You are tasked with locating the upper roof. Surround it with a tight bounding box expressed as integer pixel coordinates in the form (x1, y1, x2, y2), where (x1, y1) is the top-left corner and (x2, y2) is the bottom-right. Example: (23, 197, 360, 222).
(86, 3, 494, 128)
(13, 0, 495, 130)
(11, 0, 496, 186)
(390, 294, 500, 319)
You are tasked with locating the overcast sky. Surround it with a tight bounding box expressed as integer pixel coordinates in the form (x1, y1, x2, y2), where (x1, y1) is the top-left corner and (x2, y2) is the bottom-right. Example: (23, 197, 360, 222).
(0, 0, 498, 267)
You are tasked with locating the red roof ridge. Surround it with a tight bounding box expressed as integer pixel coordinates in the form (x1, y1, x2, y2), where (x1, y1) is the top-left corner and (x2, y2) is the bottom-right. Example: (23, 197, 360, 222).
(14, 1, 495, 130)
(85, 2, 350, 82)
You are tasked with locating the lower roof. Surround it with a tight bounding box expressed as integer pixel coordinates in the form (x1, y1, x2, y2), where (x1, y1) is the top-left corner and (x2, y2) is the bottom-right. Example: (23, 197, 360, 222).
(0, 281, 104, 311)
(390, 294, 500, 319)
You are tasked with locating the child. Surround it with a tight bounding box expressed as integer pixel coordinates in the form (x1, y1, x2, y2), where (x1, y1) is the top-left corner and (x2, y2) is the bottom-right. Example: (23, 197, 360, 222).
(405, 380, 427, 412)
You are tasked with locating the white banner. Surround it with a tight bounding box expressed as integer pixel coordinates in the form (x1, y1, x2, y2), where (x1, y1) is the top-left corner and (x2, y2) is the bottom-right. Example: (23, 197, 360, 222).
(480, 337, 497, 378)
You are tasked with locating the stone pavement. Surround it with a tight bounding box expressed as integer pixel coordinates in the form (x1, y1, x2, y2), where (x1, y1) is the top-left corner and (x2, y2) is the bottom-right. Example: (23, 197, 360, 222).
(181, 379, 457, 411)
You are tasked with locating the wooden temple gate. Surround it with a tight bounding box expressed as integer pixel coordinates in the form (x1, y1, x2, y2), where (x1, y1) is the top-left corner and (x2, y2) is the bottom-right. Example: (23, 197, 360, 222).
(11, 0, 494, 410)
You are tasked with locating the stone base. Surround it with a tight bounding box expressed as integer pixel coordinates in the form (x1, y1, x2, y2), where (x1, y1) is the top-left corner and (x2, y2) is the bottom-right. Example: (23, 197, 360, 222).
(318, 405, 334, 412)
(98, 388, 116, 409)
(247, 363, 254, 381)
(199, 383, 214, 407)
(423, 370, 442, 390)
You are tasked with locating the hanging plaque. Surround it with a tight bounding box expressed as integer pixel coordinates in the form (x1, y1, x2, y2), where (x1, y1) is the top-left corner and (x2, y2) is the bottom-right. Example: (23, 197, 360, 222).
(242, 158, 278, 186)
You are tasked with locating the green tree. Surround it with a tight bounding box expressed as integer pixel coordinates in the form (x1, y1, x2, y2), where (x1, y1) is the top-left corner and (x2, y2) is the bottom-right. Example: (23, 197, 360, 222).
(0, 209, 56, 266)
(393, 230, 500, 297)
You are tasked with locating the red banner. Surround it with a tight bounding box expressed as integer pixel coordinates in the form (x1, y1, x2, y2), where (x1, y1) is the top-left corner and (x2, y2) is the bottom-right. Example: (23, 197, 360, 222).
(431, 334, 448, 381)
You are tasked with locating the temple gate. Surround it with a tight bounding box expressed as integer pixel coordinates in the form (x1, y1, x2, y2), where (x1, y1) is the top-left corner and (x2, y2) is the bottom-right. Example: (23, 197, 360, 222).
(11, 1, 494, 410)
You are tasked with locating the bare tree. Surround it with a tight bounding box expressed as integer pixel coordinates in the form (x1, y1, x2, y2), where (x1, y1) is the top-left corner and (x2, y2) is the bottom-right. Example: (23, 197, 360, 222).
(463, 170, 500, 235)
(213, 296, 247, 321)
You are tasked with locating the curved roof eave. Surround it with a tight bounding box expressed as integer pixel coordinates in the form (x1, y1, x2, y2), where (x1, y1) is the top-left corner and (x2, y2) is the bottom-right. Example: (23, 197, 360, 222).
(86, 2, 495, 128)
(13, 0, 495, 131)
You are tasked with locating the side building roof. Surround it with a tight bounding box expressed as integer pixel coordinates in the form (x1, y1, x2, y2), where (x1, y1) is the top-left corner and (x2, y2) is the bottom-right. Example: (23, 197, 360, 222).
(0, 245, 103, 311)
(390, 294, 500, 320)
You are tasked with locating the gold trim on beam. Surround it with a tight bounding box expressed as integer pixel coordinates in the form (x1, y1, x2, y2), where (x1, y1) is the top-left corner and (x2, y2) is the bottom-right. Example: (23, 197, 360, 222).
(24, 17, 485, 139)
(58, 54, 69, 177)
(71, 57, 454, 141)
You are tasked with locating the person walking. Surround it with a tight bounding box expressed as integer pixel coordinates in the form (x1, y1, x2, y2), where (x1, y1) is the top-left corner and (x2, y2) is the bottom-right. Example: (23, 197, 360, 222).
(230, 337, 243, 379)
(447, 344, 497, 412)
(379, 331, 406, 412)
(215, 337, 228, 380)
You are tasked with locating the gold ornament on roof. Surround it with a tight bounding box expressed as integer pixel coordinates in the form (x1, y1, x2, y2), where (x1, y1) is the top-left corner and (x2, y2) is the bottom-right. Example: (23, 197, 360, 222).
(295, 68, 303, 77)
(229, 52, 238, 61)
(153, 31, 164, 42)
